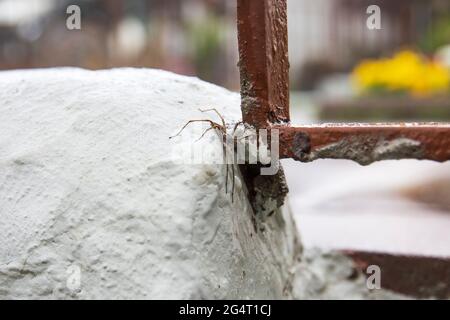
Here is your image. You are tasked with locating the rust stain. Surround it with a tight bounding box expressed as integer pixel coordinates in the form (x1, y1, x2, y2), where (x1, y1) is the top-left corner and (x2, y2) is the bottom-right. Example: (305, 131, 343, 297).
(237, 0, 290, 128)
(344, 251, 450, 299)
(276, 123, 450, 165)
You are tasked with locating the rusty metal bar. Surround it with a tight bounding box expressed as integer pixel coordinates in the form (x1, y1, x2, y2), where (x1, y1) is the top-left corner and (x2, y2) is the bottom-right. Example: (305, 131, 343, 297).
(276, 123, 450, 165)
(236, 0, 450, 166)
(237, 0, 290, 128)
(343, 251, 450, 299)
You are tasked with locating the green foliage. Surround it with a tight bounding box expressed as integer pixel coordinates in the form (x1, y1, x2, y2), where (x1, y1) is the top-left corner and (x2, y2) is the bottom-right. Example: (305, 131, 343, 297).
(187, 15, 225, 79)
(420, 15, 450, 53)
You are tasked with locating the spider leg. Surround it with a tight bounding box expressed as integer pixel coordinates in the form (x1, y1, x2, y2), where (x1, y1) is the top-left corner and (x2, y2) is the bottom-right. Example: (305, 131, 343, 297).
(237, 135, 254, 141)
(199, 108, 226, 130)
(223, 140, 229, 194)
(231, 121, 251, 146)
(195, 127, 215, 142)
(232, 121, 244, 136)
(231, 164, 235, 203)
(169, 119, 216, 139)
(225, 164, 229, 194)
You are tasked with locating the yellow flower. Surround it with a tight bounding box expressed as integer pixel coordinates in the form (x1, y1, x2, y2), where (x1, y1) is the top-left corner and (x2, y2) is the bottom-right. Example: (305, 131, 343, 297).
(352, 50, 450, 96)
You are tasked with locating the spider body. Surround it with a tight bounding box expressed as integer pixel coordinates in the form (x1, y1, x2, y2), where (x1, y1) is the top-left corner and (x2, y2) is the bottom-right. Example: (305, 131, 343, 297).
(170, 108, 244, 202)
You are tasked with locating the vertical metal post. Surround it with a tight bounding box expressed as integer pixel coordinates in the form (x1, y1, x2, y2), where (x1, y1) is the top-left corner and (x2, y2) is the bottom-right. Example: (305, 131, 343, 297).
(237, 0, 290, 128)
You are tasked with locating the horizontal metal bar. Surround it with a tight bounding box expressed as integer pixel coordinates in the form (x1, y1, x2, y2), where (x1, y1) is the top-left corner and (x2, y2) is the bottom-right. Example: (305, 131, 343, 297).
(276, 123, 450, 165)
(343, 250, 450, 299)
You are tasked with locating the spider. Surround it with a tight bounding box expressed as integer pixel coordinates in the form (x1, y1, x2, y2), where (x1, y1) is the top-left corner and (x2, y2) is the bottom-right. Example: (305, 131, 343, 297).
(169, 108, 245, 202)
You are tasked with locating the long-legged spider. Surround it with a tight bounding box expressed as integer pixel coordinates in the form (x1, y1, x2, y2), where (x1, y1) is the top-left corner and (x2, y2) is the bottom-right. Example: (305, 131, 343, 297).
(169, 108, 244, 202)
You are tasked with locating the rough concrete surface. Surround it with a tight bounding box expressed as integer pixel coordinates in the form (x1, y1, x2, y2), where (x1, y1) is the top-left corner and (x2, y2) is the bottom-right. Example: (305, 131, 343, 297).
(0, 68, 405, 299)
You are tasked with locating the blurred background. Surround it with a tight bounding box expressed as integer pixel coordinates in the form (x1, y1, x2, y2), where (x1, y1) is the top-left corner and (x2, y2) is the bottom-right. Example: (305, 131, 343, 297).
(1, 0, 450, 120)
(0, 0, 240, 88)
(1, 0, 449, 256)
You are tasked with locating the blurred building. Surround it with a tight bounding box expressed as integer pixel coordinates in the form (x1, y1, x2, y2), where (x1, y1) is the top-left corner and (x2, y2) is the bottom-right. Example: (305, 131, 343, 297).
(288, 0, 450, 90)
(0, 0, 239, 89)
(0, 0, 448, 90)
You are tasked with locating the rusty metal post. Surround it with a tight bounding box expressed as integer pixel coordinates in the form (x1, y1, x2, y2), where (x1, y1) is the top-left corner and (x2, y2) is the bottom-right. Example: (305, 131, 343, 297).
(344, 251, 450, 299)
(237, 0, 290, 128)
